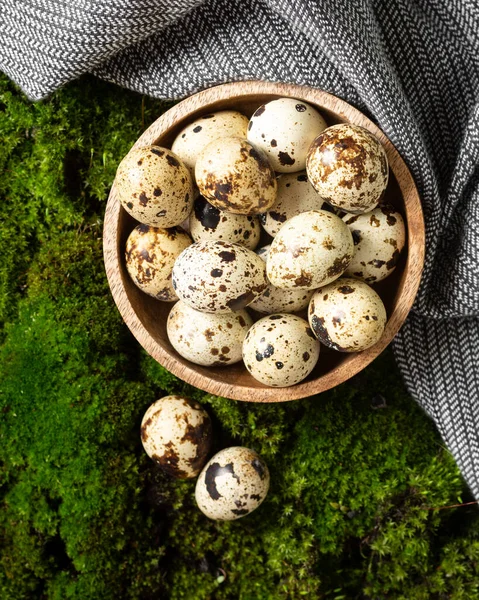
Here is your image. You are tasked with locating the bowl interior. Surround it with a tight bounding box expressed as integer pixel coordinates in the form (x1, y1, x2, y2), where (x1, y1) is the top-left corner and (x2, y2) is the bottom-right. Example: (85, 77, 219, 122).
(105, 82, 424, 402)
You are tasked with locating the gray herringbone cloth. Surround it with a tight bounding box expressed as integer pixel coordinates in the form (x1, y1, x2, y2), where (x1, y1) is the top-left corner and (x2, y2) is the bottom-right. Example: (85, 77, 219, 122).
(2, 0, 479, 495)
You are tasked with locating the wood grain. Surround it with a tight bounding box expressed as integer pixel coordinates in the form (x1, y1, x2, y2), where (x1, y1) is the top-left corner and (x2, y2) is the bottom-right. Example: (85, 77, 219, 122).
(103, 81, 425, 402)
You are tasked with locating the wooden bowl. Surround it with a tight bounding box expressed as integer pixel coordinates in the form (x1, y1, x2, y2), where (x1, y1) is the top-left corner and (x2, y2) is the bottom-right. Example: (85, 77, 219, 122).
(103, 81, 424, 402)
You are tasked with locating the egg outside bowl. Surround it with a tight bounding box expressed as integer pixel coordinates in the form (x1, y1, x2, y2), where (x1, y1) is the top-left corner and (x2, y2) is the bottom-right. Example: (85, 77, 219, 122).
(103, 81, 425, 403)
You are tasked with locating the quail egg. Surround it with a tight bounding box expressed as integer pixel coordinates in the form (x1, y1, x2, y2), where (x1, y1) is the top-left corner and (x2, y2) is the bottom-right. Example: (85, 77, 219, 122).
(167, 300, 253, 366)
(247, 98, 327, 173)
(249, 246, 314, 314)
(171, 111, 249, 175)
(267, 210, 354, 290)
(306, 124, 389, 214)
(116, 145, 194, 227)
(195, 447, 270, 520)
(141, 395, 212, 478)
(308, 277, 387, 352)
(190, 196, 261, 250)
(172, 240, 268, 313)
(195, 137, 277, 215)
(243, 313, 320, 387)
(343, 205, 406, 283)
(260, 172, 325, 237)
(125, 224, 192, 301)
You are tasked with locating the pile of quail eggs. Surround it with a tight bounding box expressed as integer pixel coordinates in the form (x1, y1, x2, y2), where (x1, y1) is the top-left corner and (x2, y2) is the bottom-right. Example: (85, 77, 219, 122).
(141, 395, 269, 521)
(117, 98, 406, 389)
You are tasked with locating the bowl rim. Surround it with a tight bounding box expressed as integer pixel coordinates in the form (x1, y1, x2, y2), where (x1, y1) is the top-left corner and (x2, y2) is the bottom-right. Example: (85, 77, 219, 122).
(103, 80, 425, 402)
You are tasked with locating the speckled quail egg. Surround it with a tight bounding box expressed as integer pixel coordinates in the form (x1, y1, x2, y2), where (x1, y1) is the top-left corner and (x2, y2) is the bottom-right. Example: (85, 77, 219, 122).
(260, 172, 325, 237)
(249, 246, 314, 314)
(247, 98, 327, 173)
(195, 137, 277, 215)
(141, 395, 212, 478)
(167, 300, 253, 366)
(190, 196, 261, 250)
(195, 447, 270, 520)
(171, 111, 249, 175)
(125, 224, 192, 301)
(116, 145, 194, 227)
(308, 277, 387, 352)
(172, 240, 268, 313)
(343, 205, 406, 283)
(267, 210, 354, 290)
(306, 124, 389, 214)
(243, 314, 320, 387)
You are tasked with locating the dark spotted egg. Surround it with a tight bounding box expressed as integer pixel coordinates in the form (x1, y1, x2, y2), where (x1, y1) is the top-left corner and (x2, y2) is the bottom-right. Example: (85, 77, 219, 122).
(167, 300, 253, 366)
(267, 210, 354, 290)
(172, 240, 268, 313)
(116, 145, 194, 227)
(260, 171, 325, 237)
(141, 395, 212, 479)
(247, 98, 327, 173)
(308, 277, 386, 352)
(307, 124, 389, 214)
(171, 110, 249, 176)
(195, 137, 277, 215)
(195, 447, 270, 520)
(343, 205, 406, 283)
(242, 314, 320, 387)
(125, 225, 192, 301)
(249, 245, 314, 314)
(190, 196, 261, 250)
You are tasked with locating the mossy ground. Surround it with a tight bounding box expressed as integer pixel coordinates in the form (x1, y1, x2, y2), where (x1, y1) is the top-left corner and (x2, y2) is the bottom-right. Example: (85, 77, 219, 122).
(1, 74, 478, 599)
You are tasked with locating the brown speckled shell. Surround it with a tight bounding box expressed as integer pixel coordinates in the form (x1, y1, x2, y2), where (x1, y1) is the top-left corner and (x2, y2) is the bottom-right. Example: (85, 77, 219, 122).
(306, 124, 389, 214)
(249, 245, 314, 314)
(308, 277, 387, 352)
(242, 313, 320, 387)
(171, 110, 249, 175)
(343, 205, 406, 283)
(195, 137, 277, 215)
(247, 98, 327, 173)
(125, 225, 192, 301)
(190, 196, 260, 250)
(195, 446, 270, 520)
(260, 171, 325, 237)
(267, 210, 354, 290)
(167, 301, 253, 366)
(116, 145, 194, 227)
(141, 395, 212, 478)
(172, 240, 268, 313)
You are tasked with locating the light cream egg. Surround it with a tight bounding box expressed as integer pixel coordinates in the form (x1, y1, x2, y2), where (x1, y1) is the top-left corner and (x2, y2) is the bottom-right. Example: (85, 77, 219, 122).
(190, 196, 260, 250)
(267, 210, 354, 290)
(260, 172, 325, 237)
(195, 447, 270, 520)
(249, 245, 314, 314)
(247, 98, 327, 173)
(167, 301, 253, 366)
(343, 205, 406, 283)
(242, 313, 320, 387)
(141, 395, 212, 478)
(171, 110, 249, 176)
(308, 277, 386, 352)
(172, 240, 268, 313)
(125, 225, 192, 301)
(116, 145, 193, 227)
(195, 137, 277, 215)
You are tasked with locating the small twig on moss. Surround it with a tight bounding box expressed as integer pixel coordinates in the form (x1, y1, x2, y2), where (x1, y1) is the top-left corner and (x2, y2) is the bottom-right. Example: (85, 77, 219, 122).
(424, 500, 479, 511)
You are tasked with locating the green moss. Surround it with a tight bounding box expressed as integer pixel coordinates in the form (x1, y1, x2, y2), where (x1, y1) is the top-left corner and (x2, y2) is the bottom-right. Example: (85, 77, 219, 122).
(0, 73, 478, 599)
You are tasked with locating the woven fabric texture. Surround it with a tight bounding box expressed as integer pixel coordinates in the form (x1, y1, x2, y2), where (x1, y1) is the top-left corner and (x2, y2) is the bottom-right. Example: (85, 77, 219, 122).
(2, 0, 479, 494)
